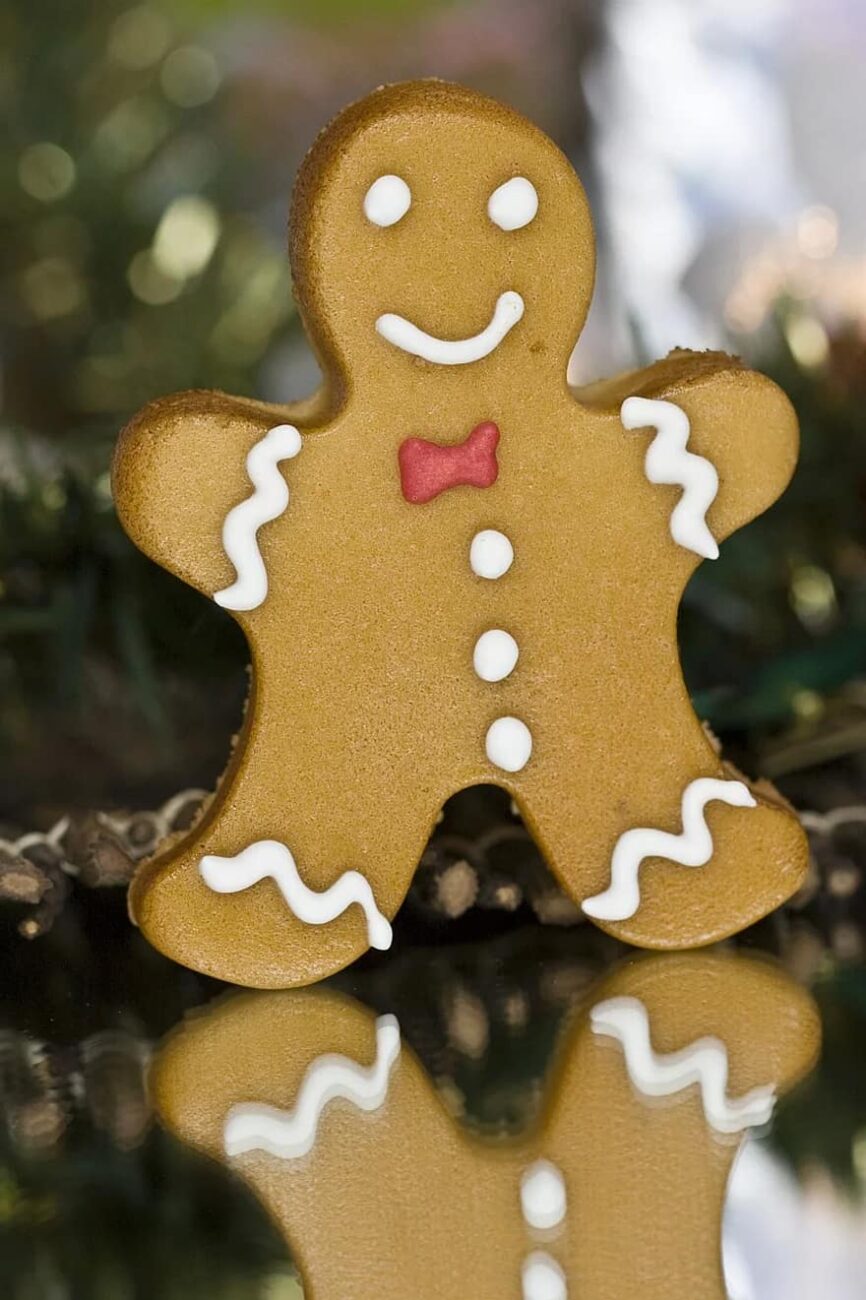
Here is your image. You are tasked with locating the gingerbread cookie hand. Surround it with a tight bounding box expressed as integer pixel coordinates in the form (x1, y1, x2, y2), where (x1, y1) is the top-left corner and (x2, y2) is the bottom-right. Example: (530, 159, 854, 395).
(577, 350, 798, 572)
(116, 80, 808, 987)
(114, 392, 309, 604)
(625, 363, 798, 564)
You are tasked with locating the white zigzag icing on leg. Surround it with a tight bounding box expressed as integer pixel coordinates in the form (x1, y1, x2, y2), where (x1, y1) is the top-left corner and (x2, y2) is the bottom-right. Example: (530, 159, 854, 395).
(622, 395, 720, 560)
(200, 840, 393, 950)
(214, 423, 302, 612)
(223, 1014, 401, 1159)
(582, 777, 757, 922)
(590, 996, 776, 1134)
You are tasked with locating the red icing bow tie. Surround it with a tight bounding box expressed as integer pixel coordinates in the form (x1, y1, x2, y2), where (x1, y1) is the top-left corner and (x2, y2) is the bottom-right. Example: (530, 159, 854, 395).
(398, 421, 500, 504)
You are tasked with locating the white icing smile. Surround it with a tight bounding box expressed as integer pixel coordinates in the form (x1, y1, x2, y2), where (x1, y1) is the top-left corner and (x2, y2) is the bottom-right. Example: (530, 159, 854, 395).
(376, 290, 524, 365)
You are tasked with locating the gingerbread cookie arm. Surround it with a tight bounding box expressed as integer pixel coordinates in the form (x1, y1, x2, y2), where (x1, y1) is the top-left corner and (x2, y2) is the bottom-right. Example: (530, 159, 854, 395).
(644, 363, 797, 549)
(577, 350, 798, 557)
(113, 390, 314, 603)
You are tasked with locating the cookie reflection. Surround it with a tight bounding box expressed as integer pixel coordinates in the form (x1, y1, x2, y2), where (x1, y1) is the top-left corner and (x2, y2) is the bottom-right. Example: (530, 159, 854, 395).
(153, 951, 819, 1300)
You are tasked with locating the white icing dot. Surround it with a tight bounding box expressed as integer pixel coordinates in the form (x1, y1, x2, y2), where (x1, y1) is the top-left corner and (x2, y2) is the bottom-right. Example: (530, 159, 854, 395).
(486, 716, 532, 773)
(473, 629, 519, 683)
(522, 1252, 567, 1300)
(488, 176, 539, 231)
(520, 1160, 567, 1231)
(363, 174, 411, 227)
(470, 529, 514, 579)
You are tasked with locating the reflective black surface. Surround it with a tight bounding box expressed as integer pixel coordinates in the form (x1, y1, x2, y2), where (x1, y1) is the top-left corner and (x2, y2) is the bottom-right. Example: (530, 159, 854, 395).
(2, 897, 866, 1299)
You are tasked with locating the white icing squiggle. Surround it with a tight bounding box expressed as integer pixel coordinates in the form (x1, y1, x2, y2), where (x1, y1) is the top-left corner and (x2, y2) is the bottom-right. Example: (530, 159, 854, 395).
(622, 395, 720, 560)
(224, 1014, 401, 1159)
(590, 996, 776, 1134)
(214, 424, 302, 612)
(200, 840, 393, 950)
(376, 291, 524, 365)
(582, 777, 756, 922)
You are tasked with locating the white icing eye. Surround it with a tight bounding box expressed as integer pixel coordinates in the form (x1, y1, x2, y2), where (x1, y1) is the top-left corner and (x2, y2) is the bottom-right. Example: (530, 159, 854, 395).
(488, 176, 538, 231)
(364, 174, 412, 227)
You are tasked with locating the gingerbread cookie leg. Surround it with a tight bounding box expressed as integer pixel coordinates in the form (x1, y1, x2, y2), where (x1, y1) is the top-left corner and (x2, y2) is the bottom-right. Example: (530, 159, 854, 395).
(581, 773, 806, 949)
(128, 721, 435, 987)
(515, 682, 807, 949)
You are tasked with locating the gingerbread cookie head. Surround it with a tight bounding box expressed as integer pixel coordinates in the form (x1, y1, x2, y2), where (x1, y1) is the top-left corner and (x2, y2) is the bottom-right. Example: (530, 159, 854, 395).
(153, 952, 820, 1300)
(115, 79, 807, 988)
(290, 80, 595, 395)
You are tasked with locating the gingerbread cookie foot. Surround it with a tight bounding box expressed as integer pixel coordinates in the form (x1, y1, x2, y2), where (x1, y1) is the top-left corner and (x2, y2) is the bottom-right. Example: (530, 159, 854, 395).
(129, 830, 403, 988)
(581, 782, 808, 949)
(200, 840, 393, 951)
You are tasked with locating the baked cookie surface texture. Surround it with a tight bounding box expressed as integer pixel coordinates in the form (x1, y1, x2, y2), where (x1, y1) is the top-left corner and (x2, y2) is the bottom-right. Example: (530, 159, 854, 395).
(114, 80, 808, 986)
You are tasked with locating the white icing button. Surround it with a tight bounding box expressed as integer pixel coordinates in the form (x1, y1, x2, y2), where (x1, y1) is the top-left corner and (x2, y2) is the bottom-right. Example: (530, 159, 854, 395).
(470, 529, 514, 580)
(522, 1251, 567, 1300)
(486, 716, 532, 773)
(488, 176, 539, 231)
(474, 629, 519, 683)
(520, 1160, 567, 1231)
(363, 174, 411, 227)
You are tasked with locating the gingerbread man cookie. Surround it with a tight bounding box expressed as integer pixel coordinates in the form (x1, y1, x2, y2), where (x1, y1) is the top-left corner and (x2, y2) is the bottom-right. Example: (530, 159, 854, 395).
(153, 953, 820, 1299)
(114, 81, 808, 987)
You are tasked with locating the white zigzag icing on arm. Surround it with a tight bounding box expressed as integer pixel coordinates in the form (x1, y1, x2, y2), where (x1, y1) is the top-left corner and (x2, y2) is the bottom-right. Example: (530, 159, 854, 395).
(199, 839, 393, 950)
(590, 996, 776, 1134)
(622, 395, 720, 560)
(582, 777, 757, 922)
(223, 1014, 401, 1159)
(214, 423, 302, 612)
